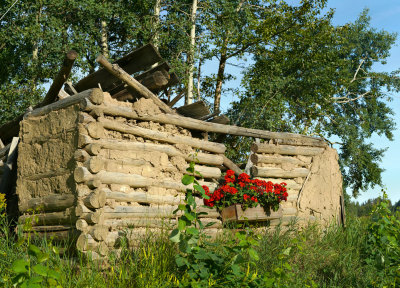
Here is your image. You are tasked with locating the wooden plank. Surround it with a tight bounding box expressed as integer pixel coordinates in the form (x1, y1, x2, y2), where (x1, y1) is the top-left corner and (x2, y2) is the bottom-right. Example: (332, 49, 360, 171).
(75, 44, 163, 93)
(220, 205, 282, 222)
(251, 154, 310, 166)
(176, 101, 210, 119)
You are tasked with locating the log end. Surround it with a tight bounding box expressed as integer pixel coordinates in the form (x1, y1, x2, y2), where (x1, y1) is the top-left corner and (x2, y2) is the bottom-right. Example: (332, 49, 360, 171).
(250, 143, 259, 153)
(250, 153, 258, 165)
(66, 50, 78, 61)
(89, 88, 104, 105)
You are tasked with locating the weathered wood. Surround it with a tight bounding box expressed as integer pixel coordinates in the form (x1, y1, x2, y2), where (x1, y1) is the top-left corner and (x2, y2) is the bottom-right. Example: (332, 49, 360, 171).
(251, 166, 309, 178)
(84, 156, 147, 174)
(80, 134, 223, 166)
(74, 167, 217, 192)
(83, 102, 325, 146)
(222, 155, 242, 176)
(76, 233, 109, 256)
(188, 165, 221, 179)
(19, 194, 75, 213)
(103, 205, 219, 219)
(25, 88, 104, 119)
(18, 209, 76, 226)
(23, 230, 79, 242)
(75, 44, 163, 93)
(86, 122, 104, 139)
(96, 54, 174, 114)
(78, 113, 96, 124)
(81, 210, 103, 224)
(0, 139, 4, 149)
(39, 50, 78, 107)
(251, 143, 325, 156)
(176, 101, 210, 119)
(58, 89, 70, 100)
(103, 218, 221, 229)
(76, 219, 89, 232)
(88, 225, 109, 241)
(140, 70, 169, 91)
(17, 225, 73, 232)
(254, 178, 302, 190)
(105, 188, 199, 206)
(221, 205, 282, 222)
(83, 190, 106, 209)
(99, 117, 226, 154)
(75, 203, 93, 216)
(251, 154, 310, 166)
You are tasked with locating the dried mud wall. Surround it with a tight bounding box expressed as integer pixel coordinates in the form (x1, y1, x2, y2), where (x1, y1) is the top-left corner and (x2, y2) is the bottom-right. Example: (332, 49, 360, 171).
(250, 140, 342, 227)
(74, 94, 223, 256)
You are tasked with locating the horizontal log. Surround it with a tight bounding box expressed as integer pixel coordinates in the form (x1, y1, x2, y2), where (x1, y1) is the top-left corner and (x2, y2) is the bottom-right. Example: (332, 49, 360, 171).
(251, 143, 325, 156)
(104, 206, 219, 219)
(250, 154, 310, 166)
(81, 210, 104, 224)
(105, 188, 198, 206)
(18, 209, 77, 226)
(103, 218, 222, 229)
(75, 202, 93, 216)
(19, 194, 75, 213)
(74, 167, 217, 192)
(79, 135, 223, 166)
(88, 225, 109, 241)
(22, 230, 79, 242)
(251, 166, 309, 178)
(84, 101, 326, 146)
(78, 112, 96, 124)
(76, 219, 89, 231)
(99, 117, 226, 154)
(84, 156, 147, 174)
(25, 88, 104, 119)
(17, 225, 73, 232)
(187, 165, 221, 179)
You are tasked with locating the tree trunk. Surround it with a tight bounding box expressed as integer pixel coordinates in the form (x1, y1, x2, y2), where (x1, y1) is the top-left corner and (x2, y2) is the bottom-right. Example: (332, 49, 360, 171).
(186, 0, 198, 105)
(214, 50, 227, 112)
(153, 0, 161, 47)
(100, 20, 109, 58)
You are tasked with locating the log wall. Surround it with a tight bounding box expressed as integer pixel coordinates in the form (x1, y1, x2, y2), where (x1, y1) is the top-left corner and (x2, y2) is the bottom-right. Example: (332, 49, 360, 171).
(13, 87, 341, 255)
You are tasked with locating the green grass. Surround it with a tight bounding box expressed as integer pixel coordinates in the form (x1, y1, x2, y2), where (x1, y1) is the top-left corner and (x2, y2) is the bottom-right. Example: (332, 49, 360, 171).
(0, 216, 397, 287)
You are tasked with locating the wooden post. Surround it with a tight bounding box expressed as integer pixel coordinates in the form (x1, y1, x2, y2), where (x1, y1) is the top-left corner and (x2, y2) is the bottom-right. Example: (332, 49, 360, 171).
(39, 50, 78, 107)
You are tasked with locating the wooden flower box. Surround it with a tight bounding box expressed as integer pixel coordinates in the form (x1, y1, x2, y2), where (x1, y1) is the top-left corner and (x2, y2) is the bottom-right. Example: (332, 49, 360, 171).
(220, 204, 282, 222)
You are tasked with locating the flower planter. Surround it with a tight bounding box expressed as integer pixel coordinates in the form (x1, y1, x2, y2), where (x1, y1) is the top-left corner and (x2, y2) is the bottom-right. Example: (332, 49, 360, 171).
(220, 204, 282, 222)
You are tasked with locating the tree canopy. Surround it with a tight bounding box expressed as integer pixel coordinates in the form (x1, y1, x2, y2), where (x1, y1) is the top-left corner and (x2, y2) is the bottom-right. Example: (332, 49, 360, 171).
(1, 0, 399, 196)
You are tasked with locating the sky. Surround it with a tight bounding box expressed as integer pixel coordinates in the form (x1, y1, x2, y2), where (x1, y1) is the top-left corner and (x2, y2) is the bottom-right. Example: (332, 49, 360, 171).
(206, 0, 400, 204)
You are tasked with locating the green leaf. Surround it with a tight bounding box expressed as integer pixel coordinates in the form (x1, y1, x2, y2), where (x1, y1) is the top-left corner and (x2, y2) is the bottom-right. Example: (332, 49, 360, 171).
(29, 276, 43, 284)
(178, 219, 186, 231)
(28, 244, 42, 258)
(37, 253, 49, 263)
(32, 264, 48, 277)
(47, 270, 61, 280)
(175, 255, 187, 268)
(193, 184, 205, 195)
(169, 229, 181, 243)
(182, 175, 194, 185)
(12, 259, 29, 274)
(283, 247, 292, 256)
(186, 227, 199, 235)
(248, 248, 259, 261)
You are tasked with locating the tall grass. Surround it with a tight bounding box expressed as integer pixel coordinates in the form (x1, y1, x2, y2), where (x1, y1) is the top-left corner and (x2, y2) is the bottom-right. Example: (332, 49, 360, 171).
(0, 214, 396, 287)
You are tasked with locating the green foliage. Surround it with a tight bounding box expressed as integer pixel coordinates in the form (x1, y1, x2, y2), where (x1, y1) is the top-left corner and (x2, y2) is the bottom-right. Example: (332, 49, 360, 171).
(363, 192, 400, 283)
(227, 9, 399, 196)
(11, 244, 62, 288)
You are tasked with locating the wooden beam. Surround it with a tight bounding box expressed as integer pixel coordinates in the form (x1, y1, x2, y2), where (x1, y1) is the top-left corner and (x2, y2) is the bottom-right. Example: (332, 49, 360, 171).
(83, 102, 326, 146)
(222, 155, 242, 176)
(251, 143, 325, 156)
(39, 50, 78, 107)
(96, 54, 174, 114)
(251, 166, 309, 178)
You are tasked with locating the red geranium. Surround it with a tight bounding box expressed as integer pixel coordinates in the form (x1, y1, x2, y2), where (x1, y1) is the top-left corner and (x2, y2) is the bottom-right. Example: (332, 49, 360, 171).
(203, 170, 287, 211)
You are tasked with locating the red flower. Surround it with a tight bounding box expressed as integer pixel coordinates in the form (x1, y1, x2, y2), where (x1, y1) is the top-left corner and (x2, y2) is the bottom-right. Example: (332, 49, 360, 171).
(243, 194, 251, 201)
(251, 196, 258, 202)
